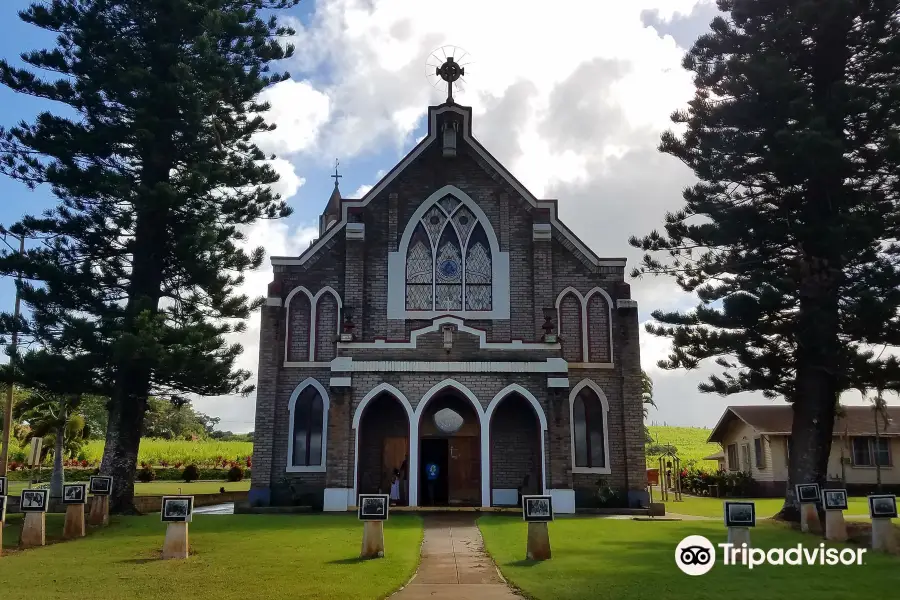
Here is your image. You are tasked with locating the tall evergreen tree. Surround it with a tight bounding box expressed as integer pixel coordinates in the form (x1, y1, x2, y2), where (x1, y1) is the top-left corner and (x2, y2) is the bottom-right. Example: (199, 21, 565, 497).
(631, 0, 900, 517)
(0, 0, 298, 511)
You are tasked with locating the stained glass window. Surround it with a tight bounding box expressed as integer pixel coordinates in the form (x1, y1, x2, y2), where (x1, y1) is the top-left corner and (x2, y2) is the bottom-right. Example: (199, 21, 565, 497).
(404, 195, 493, 312)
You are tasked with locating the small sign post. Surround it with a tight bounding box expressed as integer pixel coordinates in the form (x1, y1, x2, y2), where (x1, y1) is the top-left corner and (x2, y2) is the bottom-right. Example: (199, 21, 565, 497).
(822, 488, 848, 542)
(724, 501, 755, 562)
(0, 496, 6, 557)
(795, 483, 822, 534)
(88, 476, 113, 526)
(62, 483, 88, 539)
(161, 495, 194, 559)
(358, 494, 388, 559)
(522, 495, 553, 560)
(868, 494, 898, 553)
(20, 489, 49, 548)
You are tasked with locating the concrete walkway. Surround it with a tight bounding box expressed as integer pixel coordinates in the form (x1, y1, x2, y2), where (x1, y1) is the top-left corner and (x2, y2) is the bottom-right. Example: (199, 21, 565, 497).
(392, 513, 520, 600)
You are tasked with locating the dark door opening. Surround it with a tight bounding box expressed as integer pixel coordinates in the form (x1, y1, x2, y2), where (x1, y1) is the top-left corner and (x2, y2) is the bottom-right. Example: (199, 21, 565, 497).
(420, 438, 449, 506)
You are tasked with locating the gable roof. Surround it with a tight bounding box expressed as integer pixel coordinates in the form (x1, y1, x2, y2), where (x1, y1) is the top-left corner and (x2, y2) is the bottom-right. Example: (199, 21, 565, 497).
(707, 404, 900, 443)
(270, 102, 627, 269)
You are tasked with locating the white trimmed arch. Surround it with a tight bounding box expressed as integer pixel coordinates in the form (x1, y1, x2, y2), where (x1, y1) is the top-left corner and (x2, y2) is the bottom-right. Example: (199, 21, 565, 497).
(351, 383, 415, 504)
(284, 285, 343, 362)
(555, 286, 614, 363)
(569, 379, 611, 474)
(286, 377, 329, 473)
(486, 384, 548, 496)
(387, 185, 510, 320)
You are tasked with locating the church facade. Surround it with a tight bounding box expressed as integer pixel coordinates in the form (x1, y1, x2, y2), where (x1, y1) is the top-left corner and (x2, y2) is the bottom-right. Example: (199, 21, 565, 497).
(250, 97, 647, 512)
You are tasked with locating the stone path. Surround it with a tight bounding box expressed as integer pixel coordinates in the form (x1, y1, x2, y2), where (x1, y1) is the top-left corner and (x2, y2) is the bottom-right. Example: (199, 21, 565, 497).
(392, 513, 520, 600)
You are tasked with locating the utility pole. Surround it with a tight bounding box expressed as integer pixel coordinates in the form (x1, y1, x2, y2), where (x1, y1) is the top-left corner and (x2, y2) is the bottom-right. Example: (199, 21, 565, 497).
(0, 233, 24, 476)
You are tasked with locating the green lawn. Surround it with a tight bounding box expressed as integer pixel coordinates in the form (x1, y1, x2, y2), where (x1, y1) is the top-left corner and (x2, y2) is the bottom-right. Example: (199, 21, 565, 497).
(658, 493, 894, 520)
(6, 479, 250, 497)
(0, 513, 422, 600)
(479, 515, 900, 600)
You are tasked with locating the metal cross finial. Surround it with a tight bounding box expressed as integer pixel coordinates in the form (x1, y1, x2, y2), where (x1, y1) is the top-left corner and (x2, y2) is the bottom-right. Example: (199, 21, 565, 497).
(436, 56, 464, 103)
(331, 158, 342, 187)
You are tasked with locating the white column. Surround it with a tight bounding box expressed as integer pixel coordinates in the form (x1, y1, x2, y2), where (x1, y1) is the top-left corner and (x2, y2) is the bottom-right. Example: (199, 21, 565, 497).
(409, 420, 420, 507)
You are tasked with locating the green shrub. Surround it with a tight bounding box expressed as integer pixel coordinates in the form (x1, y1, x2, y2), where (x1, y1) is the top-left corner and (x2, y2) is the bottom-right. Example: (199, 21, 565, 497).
(227, 465, 244, 482)
(138, 465, 156, 482)
(182, 464, 201, 482)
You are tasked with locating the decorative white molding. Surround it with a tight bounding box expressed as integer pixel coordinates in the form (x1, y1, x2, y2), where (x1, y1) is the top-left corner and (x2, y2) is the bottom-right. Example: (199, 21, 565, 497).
(323, 488, 352, 512)
(547, 377, 569, 388)
(286, 378, 329, 473)
(617, 298, 638, 310)
(265, 297, 282, 307)
(329, 376, 351, 388)
(568, 379, 611, 475)
(329, 357, 567, 374)
(532, 223, 552, 241)
(387, 185, 510, 320)
(269, 104, 627, 270)
(555, 286, 615, 363)
(283, 286, 343, 362)
(345, 222, 365, 240)
(337, 316, 559, 351)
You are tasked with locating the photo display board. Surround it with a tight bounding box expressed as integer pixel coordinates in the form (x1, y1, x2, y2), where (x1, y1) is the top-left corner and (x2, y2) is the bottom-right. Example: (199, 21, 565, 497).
(62, 483, 87, 505)
(822, 489, 848, 511)
(795, 483, 821, 504)
(161, 496, 194, 523)
(89, 476, 113, 496)
(724, 501, 756, 528)
(20, 489, 49, 513)
(522, 495, 554, 523)
(357, 494, 389, 521)
(868, 494, 898, 519)
(0, 476, 6, 496)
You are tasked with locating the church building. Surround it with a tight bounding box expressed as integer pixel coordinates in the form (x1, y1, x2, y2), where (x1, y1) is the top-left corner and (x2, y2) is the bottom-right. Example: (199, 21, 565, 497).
(250, 59, 648, 512)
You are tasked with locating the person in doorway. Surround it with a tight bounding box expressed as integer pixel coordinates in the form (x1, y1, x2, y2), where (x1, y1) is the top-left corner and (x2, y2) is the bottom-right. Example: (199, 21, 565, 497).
(425, 461, 440, 505)
(399, 455, 409, 505)
(390, 469, 401, 506)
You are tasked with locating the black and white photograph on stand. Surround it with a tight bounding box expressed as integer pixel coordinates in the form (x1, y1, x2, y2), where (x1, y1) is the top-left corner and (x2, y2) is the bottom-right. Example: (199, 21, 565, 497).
(358, 494, 389, 521)
(62, 483, 87, 505)
(868, 494, 898, 519)
(724, 501, 756, 527)
(522, 495, 554, 522)
(0, 475, 6, 496)
(89, 475, 113, 496)
(822, 489, 849, 511)
(795, 483, 821, 504)
(21, 489, 49, 513)
(161, 496, 194, 523)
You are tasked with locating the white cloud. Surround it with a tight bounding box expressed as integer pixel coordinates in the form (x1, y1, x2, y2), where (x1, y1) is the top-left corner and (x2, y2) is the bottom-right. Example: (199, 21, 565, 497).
(254, 79, 331, 156)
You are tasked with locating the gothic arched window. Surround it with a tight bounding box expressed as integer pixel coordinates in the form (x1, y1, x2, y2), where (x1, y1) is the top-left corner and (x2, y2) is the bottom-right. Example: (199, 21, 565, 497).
(404, 194, 493, 311)
(287, 379, 329, 472)
(572, 385, 608, 469)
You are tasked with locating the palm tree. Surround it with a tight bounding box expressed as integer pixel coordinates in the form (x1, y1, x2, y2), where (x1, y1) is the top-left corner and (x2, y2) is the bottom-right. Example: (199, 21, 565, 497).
(642, 370, 657, 442)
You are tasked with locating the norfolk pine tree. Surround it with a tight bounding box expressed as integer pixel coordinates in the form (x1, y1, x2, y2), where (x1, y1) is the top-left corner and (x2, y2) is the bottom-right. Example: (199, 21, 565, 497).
(631, 0, 900, 517)
(0, 0, 299, 511)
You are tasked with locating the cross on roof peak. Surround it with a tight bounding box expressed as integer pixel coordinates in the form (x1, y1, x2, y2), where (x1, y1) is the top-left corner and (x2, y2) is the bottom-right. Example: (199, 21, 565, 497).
(331, 158, 342, 188)
(436, 56, 464, 103)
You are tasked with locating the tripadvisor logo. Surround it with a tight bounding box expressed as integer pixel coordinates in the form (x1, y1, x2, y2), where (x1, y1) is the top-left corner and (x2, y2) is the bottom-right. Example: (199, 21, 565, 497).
(675, 535, 866, 575)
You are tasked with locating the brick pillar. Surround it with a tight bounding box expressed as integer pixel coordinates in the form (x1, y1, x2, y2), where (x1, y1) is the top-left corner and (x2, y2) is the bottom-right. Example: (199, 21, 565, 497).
(387, 192, 404, 340)
(532, 219, 552, 341)
(326, 389, 351, 488)
(615, 284, 648, 504)
(495, 192, 511, 341)
(345, 221, 365, 339)
(250, 289, 283, 506)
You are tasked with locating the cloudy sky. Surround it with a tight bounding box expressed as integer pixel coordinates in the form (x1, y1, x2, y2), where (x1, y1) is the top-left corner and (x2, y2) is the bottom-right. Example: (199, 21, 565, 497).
(0, 0, 883, 433)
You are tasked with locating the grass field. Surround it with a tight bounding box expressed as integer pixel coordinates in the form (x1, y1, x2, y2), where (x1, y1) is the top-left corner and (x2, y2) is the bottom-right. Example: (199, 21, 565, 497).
(6, 438, 253, 468)
(6, 480, 250, 497)
(656, 492, 884, 519)
(647, 425, 721, 471)
(479, 515, 900, 600)
(0, 513, 422, 600)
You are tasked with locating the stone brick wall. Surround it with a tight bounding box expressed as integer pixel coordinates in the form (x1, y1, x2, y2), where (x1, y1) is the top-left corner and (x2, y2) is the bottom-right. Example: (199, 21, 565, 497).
(559, 293, 582, 362)
(490, 396, 541, 490)
(587, 293, 611, 363)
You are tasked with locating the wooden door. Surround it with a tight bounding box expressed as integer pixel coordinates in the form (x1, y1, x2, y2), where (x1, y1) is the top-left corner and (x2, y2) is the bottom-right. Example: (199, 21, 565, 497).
(448, 437, 480, 505)
(382, 437, 407, 495)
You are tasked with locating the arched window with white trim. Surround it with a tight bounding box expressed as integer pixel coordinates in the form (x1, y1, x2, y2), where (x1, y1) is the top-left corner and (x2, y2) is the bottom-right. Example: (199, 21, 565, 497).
(570, 380, 610, 473)
(287, 379, 329, 472)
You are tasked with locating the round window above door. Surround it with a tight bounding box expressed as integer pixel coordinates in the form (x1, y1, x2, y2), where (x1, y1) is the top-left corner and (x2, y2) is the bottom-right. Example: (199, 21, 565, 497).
(433, 408, 464, 434)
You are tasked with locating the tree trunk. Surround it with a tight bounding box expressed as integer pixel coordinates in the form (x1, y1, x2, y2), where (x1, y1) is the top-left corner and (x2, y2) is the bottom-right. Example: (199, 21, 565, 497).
(875, 412, 882, 493)
(50, 396, 66, 499)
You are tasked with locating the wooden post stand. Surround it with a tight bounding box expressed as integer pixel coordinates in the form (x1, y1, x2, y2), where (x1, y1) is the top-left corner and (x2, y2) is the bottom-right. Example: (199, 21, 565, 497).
(871, 518, 899, 553)
(727, 527, 751, 562)
(88, 495, 109, 527)
(824, 510, 847, 542)
(360, 521, 385, 559)
(64, 504, 86, 539)
(526, 521, 551, 560)
(20, 512, 46, 548)
(800, 503, 822, 534)
(162, 522, 189, 560)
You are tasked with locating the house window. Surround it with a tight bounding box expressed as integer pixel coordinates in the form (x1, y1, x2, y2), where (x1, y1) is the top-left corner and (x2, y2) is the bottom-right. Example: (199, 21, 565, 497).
(287, 379, 329, 471)
(852, 437, 892, 467)
(727, 444, 739, 471)
(572, 384, 608, 469)
(754, 438, 765, 469)
(404, 195, 492, 311)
